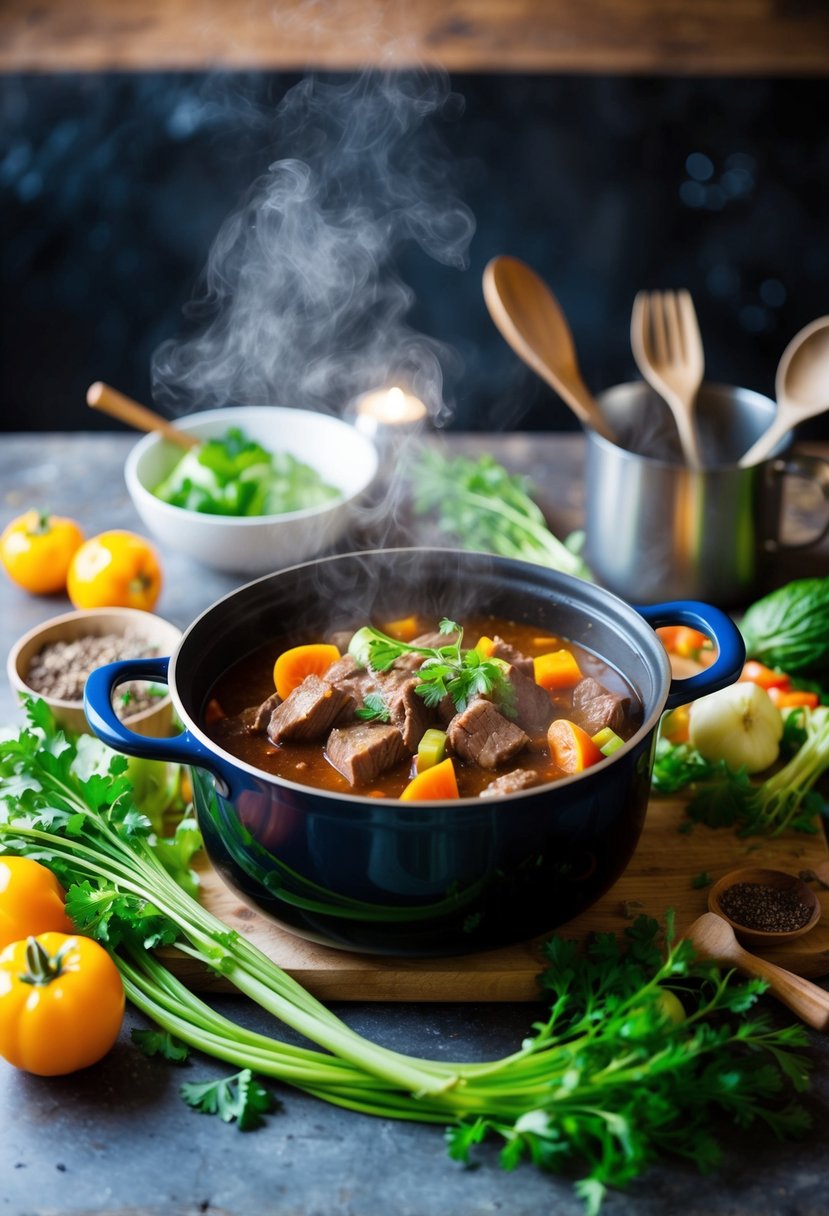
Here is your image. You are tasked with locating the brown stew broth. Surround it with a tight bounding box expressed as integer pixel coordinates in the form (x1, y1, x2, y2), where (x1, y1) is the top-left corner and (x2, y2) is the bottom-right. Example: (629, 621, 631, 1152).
(204, 615, 643, 798)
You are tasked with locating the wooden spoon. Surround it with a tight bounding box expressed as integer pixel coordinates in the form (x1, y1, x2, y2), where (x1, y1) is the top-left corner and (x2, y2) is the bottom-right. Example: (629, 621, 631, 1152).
(87, 382, 199, 450)
(686, 912, 829, 1031)
(707, 866, 821, 949)
(482, 256, 618, 443)
(739, 315, 829, 466)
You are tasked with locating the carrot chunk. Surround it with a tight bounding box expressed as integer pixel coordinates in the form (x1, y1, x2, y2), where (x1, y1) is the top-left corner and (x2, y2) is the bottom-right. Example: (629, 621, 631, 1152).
(767, 687, 819, 709)
(655, 626, 710, 659)
(739, 660, 791, 691)
(381, 615, 421, 641)
(474, 635, 496, 657)
(400, 757, 459, 801)
(533, 649, 583, 690)
(547, 719, 602, 773)
(273, 643, 341, 700)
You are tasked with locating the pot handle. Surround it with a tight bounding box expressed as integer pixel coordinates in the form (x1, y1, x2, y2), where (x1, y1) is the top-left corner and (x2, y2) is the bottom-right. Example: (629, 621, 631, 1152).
(635, 601, 746, 710)
(83, 657, 235, 790)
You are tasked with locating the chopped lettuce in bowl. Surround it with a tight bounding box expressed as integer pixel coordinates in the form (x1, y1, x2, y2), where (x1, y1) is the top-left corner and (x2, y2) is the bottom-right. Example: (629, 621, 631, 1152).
(152, 427, 341, 517)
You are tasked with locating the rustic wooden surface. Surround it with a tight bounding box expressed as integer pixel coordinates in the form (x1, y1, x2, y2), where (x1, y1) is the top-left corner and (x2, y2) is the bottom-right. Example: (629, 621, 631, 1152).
(4, 0, 829, 74)
(168, 796, 829, 999)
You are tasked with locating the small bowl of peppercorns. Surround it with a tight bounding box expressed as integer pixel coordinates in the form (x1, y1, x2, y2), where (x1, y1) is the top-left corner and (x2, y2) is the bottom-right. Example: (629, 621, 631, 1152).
(708, 866, 822, 948)
(7, 607, 182, 737)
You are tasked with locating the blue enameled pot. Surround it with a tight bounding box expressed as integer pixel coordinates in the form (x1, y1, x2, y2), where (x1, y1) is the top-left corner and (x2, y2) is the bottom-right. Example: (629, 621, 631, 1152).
(84, 548, 745, 957)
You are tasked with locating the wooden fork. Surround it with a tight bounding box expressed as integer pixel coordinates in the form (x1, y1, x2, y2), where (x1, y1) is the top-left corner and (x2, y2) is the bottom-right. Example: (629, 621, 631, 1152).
(631, 290, 705, 468)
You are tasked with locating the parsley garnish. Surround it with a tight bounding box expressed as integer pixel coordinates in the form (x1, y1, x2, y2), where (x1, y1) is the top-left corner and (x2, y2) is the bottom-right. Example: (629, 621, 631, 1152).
(181, 1068, 275, 1130)
(354, 692, 391, 723)
(348, 618, 513, 715)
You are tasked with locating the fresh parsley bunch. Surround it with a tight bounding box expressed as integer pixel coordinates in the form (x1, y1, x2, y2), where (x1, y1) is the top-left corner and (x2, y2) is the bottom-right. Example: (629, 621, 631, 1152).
(0, 701, 813, 1213)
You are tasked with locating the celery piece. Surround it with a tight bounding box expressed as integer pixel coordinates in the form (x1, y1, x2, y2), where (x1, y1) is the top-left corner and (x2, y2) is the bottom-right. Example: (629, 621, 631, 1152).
(592, 726, 624, 756)
(416, 728, 447, 773)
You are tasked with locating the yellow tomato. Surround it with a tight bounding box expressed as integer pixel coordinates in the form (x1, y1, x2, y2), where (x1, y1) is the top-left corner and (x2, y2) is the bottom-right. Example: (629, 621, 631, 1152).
(0, 856, 74, 950)
(0, 510, 85, 595)
(67, 529, 163, 611)
(0, 932, 125, 1075)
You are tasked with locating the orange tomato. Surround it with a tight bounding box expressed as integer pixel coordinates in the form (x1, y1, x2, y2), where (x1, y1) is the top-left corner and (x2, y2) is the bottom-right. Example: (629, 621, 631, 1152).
(0, 510, 84, 595)
(0, 932, 125, 1075)
(0, 856, 74, 950)
(67, 530, 162, 611)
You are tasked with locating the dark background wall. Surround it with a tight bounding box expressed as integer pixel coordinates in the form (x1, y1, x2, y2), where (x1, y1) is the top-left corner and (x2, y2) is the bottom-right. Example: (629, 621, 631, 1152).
(2, 72, 828, 435)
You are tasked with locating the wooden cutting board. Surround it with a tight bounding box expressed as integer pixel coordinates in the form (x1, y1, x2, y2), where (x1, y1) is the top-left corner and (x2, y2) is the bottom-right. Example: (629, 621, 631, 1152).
(167, 796, 829, 1000)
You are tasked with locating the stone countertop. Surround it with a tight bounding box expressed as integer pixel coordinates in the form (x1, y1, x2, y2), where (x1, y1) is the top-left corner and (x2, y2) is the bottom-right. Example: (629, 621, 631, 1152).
(2, 431, 829, 1216)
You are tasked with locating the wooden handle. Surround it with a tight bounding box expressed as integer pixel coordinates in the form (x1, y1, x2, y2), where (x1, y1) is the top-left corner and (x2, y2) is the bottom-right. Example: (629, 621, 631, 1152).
(733, 942, 829, 1032)
(86, 382, 198, 450)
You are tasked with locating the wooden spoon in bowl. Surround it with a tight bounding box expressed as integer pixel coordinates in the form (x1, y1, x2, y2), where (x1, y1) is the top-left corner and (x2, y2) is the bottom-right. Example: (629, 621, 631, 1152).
(482, 256, 618, 443)
(686, 912, 829, 1031)
(87, 382, 198, 450)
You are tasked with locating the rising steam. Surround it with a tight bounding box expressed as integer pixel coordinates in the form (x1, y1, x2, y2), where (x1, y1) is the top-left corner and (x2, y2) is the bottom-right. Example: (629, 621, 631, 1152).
(151, 71, 475, 423)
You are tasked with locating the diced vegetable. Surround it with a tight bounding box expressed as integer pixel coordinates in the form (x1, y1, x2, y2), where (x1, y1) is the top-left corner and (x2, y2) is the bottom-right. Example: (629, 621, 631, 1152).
(400, 757, 459, 800)
(381, 615, 421, 642)
(768, 688, 820, 710)
(152, 426, 340, 518)
(547, 719, 603, 773)
(591, 726, 624, 756)
(660, 705, 691, 745)
(739, 577, 829, 675)
(533, 649, 583, 690)
(416, 728, 447, 773)
(474, 635, 496, 657)
(273, 644, 341, 700)
(655, 626, 710, 660)
(739, 660, 791, 691)
(689, 683, 783, 774)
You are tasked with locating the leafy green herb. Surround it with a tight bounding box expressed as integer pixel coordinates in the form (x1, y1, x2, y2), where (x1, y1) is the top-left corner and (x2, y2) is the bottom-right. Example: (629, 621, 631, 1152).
(690, 871, 713, 889)
(152, 426, 340, 518)
(181, 1069, 276, 1130)
(354, 692, 391, 723)
(132, 1027, 191, 1062)
(412, 451, 593, 582)
(651, 737, 725, 794)
(0, 702, 814, 1212)
(349, 617, 514, 716)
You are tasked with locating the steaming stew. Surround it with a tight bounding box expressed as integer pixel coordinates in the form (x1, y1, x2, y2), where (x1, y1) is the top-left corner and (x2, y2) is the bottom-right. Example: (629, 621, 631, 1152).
(204, 614, 643, 799)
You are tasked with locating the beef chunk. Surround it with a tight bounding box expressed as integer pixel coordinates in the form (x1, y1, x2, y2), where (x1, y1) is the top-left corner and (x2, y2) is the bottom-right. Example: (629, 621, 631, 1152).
(490, 636, 534, 677)
(500, 663, 555, 733)
(326, 722, 409, 786)
(572, 677, 630, 736)
(447, 699, 529, 770)
(267, 675, 353, 744)
(328, 660, 436, 750)
(250, 691, 282, 734)
(479, 769, 539, 797)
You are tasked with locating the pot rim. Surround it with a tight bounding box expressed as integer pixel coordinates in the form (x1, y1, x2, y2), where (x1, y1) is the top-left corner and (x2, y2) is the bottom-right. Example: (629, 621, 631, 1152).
(165, 547, 675, 806)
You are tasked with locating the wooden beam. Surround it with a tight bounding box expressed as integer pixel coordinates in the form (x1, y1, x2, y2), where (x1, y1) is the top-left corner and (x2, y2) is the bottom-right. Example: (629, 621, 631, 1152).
(3, 0, 829, 74)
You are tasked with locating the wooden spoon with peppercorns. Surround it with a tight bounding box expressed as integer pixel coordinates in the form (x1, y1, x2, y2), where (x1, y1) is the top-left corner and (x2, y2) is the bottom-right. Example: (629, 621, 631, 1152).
(707, 866, 821, 948)
(687, 912, 829, 1032)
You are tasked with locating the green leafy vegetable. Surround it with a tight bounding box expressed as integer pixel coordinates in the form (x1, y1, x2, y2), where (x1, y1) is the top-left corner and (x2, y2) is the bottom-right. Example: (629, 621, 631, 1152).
(152, 426, 340, 518)
(181, 1068, 276, 1130)
(412, 451, 593, 581)
(349, 617, 513, 715)
(740, 578, 829, 675)
(0, 702, 814, 1211)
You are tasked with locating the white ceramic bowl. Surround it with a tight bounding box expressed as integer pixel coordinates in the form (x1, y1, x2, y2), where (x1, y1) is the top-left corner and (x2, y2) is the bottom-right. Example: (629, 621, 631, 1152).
(7, 608, 182, 737)
(124, 406, 379, 575)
